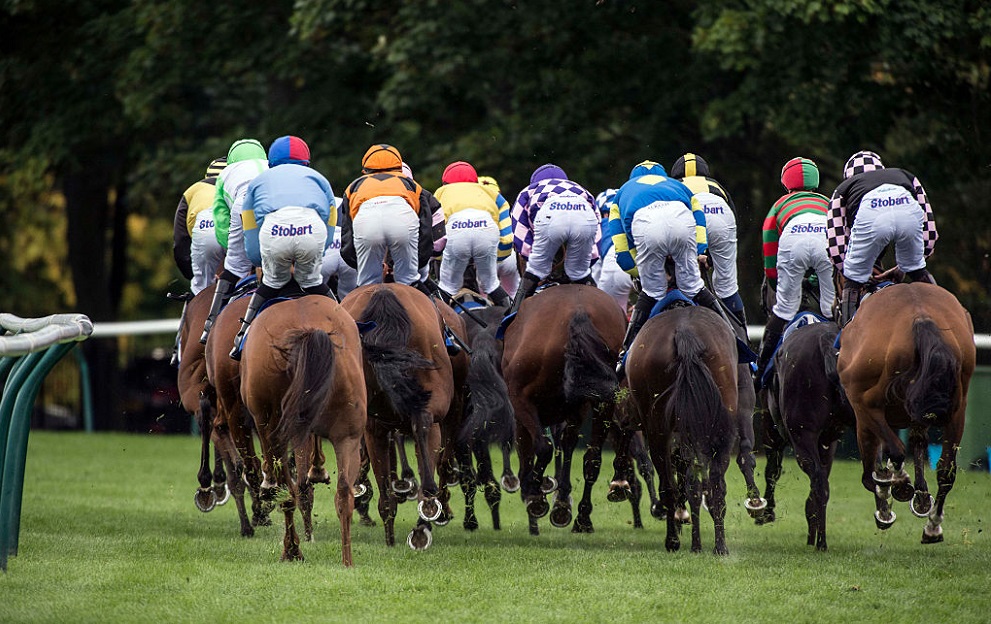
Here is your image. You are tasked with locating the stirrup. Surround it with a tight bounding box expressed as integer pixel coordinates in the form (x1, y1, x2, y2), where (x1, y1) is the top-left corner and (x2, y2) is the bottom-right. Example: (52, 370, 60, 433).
(229, 333, 246, 361)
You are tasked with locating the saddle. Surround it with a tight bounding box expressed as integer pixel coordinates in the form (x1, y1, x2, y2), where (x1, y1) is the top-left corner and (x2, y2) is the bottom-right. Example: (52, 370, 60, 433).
(763, 311, 830, 388)
(650, 289, 757, 365)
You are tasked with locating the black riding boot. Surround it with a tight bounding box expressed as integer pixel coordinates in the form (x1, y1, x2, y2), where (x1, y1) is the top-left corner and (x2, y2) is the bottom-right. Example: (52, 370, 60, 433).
(692, 287, 731, 324)
(839, 280, 865, 328)
(572, 273, 596, 286)
(304, 281, 337, 302)
(906, 268, 936, 285)
(720, 292, 747, 327)
(754, 314, 788, 391)
(169, 295, 192, 368)
(229, 285, 275, 361)
(200, 274, 237, 344)
(507, 271, 541, 317)
(616, 292, 658, 377)
(488, 285, 511, 308)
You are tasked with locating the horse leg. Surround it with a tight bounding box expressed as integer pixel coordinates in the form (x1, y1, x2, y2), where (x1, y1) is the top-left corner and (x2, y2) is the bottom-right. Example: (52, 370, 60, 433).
(392, 432, 419, 500)
(672, 447, 691, 524)
(573, 412, 609, 533)
(354, 442, 376, 527)
(211, 444, 230, 506)
(607, 426, 634, 503)
(924, 411, 964, 544)
(228, 403, 270, 527)
(456, 440, 480, 531)
(709, 451, 731, 556)
(630, 433, 661, 521)
(500, 441, 520, 493)
(277, 448, 303, 562)
(736, 408, 767, 516)
(473, 438, 502, 530)
(194, 393, 217, 513)
(794, 431, 829, 550)
(856, 420, 895, 529)
(307, 435, 330, 484)
(410, 419, 443, 524)
(365, 429, 397, 546)
(908, 426, 934, 518)
(755, 411, 786, 525)
(212, 424, 253, 537)
(294, 438, 315, 542)
(647, 432, 679, 552)
(686, 455, 704, 553)
(332, 435, 361, 568)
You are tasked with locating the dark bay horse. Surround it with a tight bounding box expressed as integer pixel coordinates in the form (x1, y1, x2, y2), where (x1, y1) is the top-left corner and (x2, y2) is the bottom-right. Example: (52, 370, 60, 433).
(176, 283, 252, 536)
(341, 283, 459, 550)
(239, 295, 367, 566)
(760, 318, 855, 550)
(501, 284, 626, 535)
(627, 306, 738, 555)
(838, 283, 975, 543)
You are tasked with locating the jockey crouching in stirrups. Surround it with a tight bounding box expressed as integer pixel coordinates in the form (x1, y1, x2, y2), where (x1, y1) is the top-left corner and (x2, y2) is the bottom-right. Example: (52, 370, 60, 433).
(230, 135, 337, 360)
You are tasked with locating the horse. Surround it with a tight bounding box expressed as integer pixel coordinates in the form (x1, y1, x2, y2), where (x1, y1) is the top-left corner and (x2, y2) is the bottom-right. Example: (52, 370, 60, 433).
(238, 294, 367, 566)
(837, 282, 975, 543)
(758, 318, 855, 550)
(626, 305, 738, 555)
(605, 396, 661, 529)
(204, 286, 272, 531)
(175, 283, 252, 536)
(501, 284, 626, 535)
(340, 283, 460, 550)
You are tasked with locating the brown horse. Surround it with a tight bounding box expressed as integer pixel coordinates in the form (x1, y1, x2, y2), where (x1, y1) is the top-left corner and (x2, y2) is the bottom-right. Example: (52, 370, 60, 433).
(838, 283, 975, 543)
(204, 288, 271, 531)
(175, 283, 252, 536)
(238, 295, 367, 565)
(502, 284, 625, 535)
(627, 306, 738, 555)
(341, 283, 460, 550)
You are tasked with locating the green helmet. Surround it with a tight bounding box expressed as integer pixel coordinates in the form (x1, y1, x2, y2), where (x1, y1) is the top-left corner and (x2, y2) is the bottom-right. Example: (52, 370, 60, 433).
(226, 139, 266, 164)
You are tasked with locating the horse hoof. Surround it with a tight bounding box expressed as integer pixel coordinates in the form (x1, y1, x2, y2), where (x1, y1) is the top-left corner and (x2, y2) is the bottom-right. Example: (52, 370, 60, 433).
(392, 478, 415, 495)
(549, 505, 573, 528)
(607, 481, 631, 503)
(526, 497, 550, 519)
(650, 502, 665, 520)
(308, 467, 330, 484)
(571, 520, 594, 534)
(754, 509, 776, 525)
(665, 537, 680, 552)
(744, 497, 768, 516)
(501, 474, 520, 493)
(434, 515, 451, 527)
(359, 516, 377, 527)
(872, 470, 893, 485)
(540, 476, 558, 494)
(195, 489, 217, 513)
(213, 483, 231, 506)
(891, 479, 914, 503)
(407, 525, 433, 551)
(674, 508, 691, 525)
(418, 499, 443, 522)
(353, 483, 367, 498)
(911, 492, 935, 518)
(463, 516, 479, 532)
(921, 525, 943, 544)
(406, 489, 419, 502)
(874, 510, 896, 530)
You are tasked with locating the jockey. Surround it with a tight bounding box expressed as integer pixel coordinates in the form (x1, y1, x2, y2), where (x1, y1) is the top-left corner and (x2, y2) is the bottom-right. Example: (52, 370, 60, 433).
(607, 160, 726, 373)
(507, 163, 600, 316)
(169, 156, 226, 367)
(321, 197, 358, 301)
(828, 150, 938, 326)
(593, 188, 634, 316)
(339, 144, 435, 289)
(402, 161, 447, 287)
(434, 161, 513, 307)
(199, 138, 269, 344)
(230, 135, 336, 360)
(479, 175, 520, 295)
(670, 153, 747, 325)
(754, 157, 834, 387)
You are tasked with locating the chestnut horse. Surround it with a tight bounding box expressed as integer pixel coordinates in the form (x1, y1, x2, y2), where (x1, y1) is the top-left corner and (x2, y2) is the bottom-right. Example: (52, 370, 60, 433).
(238, 295, 367, 566)
(626, 306, 738, 555)
(501, 284, 626, 535)
(341, 283, 461, 551)
(175, 283, 253, 536)
(759, 318, 855, 550)
(838, 283, 975, 543)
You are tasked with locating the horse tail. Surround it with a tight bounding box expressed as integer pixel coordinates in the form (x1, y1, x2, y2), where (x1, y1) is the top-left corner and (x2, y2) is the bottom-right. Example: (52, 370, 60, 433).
(459, 329, 515, 446)
(563, 310, 618, 404)
(889, 318, 960, 424)
(274, 329, 337, 450)
(667, 328, 732, 463)
(359, 288, 434, 421)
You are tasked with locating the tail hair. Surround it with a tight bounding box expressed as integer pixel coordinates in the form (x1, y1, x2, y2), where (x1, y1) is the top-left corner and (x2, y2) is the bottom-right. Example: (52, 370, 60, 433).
(563, 310, 618, 404)
(889, 318, 960, 424)
(274, 329, 337, 449)
(459, 330, 515, 446)
(666, 329, 733, 462)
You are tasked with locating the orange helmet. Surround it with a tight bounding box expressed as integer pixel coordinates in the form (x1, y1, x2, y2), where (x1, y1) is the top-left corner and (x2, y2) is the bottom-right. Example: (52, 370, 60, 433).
(361, 144, 403, 173)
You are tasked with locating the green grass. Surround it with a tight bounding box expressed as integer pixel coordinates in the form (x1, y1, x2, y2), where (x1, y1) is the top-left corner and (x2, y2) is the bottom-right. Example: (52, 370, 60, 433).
(2, 431, 990, 623)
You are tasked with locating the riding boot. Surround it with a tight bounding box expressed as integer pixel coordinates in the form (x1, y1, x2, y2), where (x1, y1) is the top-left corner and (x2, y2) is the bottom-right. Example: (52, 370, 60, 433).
(200, 275, 236, 344)
(170, 297, 191, 369)
(488, 285, 511, 308)
(572, 273, 597, 286)
(754, 314, 788, 391)
(720, 292, 747, 327)
(839, 280, 865, 328)
(692, 287, 731, 324)
(229, 287, 272, 361)
(304, 281, 337, 302)
(507, 271, 541, 317)
(616, 292, 658, 377)
(906, 268, 936, 285)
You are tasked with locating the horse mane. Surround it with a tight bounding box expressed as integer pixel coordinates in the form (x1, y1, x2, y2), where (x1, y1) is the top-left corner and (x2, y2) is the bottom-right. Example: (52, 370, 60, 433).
(886, 317, 960, 424)
(358, 288, 434, 422)
(563, 310, 617, 404)
(667, 328, 733, 461)
(273, 329, 337, 449)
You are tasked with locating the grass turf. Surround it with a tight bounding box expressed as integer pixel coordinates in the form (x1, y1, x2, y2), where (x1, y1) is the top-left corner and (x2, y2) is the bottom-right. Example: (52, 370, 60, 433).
(1, 431, 989, 623)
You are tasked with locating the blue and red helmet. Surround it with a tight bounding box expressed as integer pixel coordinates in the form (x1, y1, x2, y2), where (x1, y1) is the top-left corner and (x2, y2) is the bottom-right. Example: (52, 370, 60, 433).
(268, 135, 311, 167)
